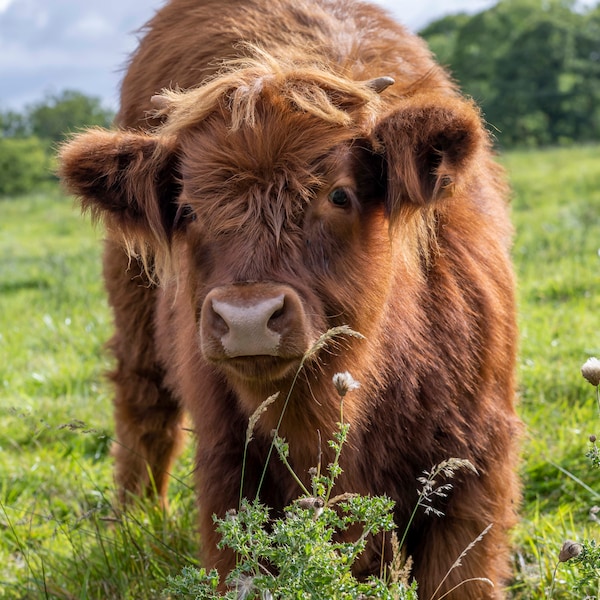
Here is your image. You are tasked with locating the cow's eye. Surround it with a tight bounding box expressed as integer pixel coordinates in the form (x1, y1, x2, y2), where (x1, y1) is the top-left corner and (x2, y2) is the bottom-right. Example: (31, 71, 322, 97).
(175, 203, 197, 228)
(328, 188, 351, 208)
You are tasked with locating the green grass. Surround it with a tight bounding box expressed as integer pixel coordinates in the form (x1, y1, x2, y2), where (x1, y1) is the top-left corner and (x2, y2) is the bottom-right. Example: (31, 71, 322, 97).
(0, 191, 198, 599)
(1, 145, 600, 598)
(504, 145, 600, 598)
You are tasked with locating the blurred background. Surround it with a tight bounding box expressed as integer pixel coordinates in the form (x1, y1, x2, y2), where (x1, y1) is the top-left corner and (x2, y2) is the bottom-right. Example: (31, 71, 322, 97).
(1, 0, 599, 195)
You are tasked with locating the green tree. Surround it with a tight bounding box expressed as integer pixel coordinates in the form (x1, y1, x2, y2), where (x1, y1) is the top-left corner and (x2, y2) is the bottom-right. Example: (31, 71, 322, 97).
(419, 13, 471, 68)
(0, 90, 115, 195)
(27, 90, 114, 143)
(420, 0, 600, 147)
(487, 7, 579, 145)
(0, 110, 29, 138)
(567, 6, 600, 143)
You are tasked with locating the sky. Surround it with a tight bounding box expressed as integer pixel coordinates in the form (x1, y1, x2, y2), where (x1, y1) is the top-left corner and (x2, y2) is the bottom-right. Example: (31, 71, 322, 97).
(0, 0, 499, 112)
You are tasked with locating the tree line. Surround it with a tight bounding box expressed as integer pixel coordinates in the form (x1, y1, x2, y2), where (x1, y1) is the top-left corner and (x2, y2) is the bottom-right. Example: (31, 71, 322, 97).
(420, 0, 600, 147)
(1, 0, 599, 196)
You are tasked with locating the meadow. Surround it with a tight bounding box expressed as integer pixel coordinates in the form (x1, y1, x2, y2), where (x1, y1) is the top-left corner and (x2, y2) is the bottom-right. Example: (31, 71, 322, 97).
(1, 145, 600, 598)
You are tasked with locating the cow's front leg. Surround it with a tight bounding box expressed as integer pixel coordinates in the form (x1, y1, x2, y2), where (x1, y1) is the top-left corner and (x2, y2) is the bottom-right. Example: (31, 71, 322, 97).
(104, 240, 185, 506)
(110, 366, 184, 505)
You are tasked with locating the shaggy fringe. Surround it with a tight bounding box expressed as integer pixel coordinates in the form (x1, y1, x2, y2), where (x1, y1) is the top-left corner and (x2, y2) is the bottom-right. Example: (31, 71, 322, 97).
(151, 43, 384, 135)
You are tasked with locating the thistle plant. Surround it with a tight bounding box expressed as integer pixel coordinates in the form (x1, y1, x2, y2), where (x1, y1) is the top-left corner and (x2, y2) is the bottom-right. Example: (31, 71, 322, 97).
(571, 540, 600, 594)
(582, 357, 600, 387)
(582, 357, 600, 414)
(586, 433, 600, 470)
(582, 357, 600, 471)
(166, 361, 418, 599)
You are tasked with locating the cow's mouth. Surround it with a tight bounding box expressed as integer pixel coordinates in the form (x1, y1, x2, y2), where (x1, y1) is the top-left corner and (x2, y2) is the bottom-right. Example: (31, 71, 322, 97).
(217, 355, 302, 383)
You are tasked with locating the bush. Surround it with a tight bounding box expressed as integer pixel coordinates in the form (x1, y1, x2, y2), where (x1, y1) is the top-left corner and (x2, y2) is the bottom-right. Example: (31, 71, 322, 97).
(0, 136, 52, 197)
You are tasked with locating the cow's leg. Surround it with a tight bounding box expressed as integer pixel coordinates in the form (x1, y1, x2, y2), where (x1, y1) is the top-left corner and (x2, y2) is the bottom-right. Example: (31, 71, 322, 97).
(194, 438, 246, 585)
(103, 239, 184, 505)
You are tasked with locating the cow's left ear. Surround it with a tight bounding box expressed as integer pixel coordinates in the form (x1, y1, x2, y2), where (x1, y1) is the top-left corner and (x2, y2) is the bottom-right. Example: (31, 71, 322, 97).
(59, 128, 182, 250)
(374, 95, 485, 217)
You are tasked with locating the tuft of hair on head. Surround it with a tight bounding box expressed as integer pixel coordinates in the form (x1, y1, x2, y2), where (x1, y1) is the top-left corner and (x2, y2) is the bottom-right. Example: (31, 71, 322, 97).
(151, 43, 385, 136)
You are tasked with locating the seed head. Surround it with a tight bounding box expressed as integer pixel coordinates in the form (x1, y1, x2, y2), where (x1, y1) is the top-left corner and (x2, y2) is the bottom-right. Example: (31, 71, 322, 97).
(581, 357, 600, 387)
(232, 574, 254, 599)
(296, 496, 325, 517)
(558, 540, 583, 562)
(590, 435, 597, 443)
(246, 392, 279, 444)
(332, 371, 360, 397)
(225, 508, 237, 521)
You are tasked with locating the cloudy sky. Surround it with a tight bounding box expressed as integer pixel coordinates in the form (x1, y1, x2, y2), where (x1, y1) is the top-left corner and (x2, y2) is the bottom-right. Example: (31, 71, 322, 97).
(0, 0, 498, 112)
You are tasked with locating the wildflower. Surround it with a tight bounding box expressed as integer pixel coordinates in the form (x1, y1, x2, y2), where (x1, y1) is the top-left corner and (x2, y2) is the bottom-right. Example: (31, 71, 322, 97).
(558, 540, 583, 562)
(225, 508, 237, 521)
(591, 435, 597, 443)
(332, 371, 360, 397)
(231, 573, 273, 599)
(581, 357, 600, 386)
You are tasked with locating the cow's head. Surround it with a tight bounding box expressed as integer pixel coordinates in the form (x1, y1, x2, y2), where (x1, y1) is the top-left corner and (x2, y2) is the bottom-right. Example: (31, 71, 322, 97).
(59, 52, 485, 418)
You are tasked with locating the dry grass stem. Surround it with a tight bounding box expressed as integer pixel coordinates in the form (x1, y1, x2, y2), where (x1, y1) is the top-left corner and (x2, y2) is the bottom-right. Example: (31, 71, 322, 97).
(246, 392, 280, 444)
(429, 523, 493, 600)
(303, 325, 364, 363)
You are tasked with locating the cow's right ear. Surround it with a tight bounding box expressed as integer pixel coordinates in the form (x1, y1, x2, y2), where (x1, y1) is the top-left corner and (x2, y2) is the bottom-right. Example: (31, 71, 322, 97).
(59, 128, 181, 249)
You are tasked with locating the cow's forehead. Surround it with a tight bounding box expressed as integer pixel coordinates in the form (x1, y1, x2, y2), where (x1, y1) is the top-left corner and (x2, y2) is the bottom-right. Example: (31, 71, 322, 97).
(176, 117, 370, 241)
(178, 108, 364, 189)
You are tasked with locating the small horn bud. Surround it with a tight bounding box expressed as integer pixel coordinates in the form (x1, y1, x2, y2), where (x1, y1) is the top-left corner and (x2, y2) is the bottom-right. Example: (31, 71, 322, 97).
(150, 94, 171, 111)
(366, 76, 395, 94)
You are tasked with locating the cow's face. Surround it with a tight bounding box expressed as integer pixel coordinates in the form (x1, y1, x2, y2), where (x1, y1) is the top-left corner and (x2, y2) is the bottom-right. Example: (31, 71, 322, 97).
(175, 110, 394, 387)
(59, 73, 483, 407)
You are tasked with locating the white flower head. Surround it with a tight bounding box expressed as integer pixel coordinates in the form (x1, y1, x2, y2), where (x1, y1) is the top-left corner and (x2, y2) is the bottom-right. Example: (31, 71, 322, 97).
(582, 357, 600, 387)
(332, 371, 360, 397)
(232, 575, 256, 600)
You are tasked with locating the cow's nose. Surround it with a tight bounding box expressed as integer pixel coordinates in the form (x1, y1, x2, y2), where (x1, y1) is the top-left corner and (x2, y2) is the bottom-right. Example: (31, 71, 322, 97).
(201, 286, 303, 358)
(200, 283, 311, 362)
(209, 294, 284, 357)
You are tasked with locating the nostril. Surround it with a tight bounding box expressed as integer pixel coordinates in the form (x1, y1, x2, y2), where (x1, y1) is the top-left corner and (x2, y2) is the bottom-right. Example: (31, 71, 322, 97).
(267, 303, 286, 330)
(210, 303, 230, 337)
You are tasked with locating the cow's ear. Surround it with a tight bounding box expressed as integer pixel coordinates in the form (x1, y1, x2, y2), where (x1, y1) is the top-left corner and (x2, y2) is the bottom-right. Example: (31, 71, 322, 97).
(58, 129, 182, 249)
(374, 95, 484, 218)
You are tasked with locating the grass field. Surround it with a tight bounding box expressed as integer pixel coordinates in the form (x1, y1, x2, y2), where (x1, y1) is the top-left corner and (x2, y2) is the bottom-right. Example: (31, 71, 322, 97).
(1, 145, 600, 598)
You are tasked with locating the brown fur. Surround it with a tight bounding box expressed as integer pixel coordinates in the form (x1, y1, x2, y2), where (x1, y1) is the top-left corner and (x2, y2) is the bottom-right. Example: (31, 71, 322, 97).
(58, 1, 521, 598)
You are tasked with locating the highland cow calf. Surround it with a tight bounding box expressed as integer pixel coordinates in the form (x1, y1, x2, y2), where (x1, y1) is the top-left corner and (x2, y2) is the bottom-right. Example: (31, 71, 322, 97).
(59, 0, 521, 597)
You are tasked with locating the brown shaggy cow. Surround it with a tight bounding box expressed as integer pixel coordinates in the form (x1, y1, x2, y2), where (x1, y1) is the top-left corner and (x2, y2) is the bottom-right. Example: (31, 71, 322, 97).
(59, 0, 521, 597)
